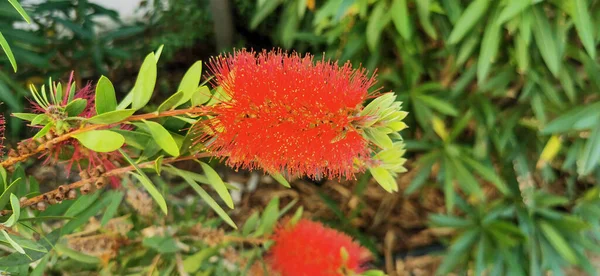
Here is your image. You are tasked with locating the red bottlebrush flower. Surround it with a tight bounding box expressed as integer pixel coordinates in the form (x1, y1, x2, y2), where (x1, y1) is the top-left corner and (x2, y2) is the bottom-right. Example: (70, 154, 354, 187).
(268, 219, 370, 276)
(199, 49, 378, 179)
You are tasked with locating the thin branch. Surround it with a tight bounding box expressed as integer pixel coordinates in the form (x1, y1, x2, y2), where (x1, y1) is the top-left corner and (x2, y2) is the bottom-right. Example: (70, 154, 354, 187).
(1, 106, 207, 168)
(0, 153, 209, 215)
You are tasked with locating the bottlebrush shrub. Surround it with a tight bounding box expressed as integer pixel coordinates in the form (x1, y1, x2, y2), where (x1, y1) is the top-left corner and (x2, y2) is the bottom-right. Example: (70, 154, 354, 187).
(0, 48, 406, 273)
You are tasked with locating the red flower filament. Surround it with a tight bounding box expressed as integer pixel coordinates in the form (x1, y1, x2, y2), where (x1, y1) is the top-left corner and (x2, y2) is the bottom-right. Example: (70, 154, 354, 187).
(200, 50, 377, 179)
(269, 219, 370, 276)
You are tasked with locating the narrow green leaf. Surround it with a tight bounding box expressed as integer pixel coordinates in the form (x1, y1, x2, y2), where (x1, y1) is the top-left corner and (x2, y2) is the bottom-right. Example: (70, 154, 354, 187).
(198, 161, 234, 209)
(477, 10, 502, 83)
(416, 94, 459, 116)
(391, 0, 413, 40)
(0, 32, 17, 72)
(95, 76, 117, 114)
(154, 156, 164, 176)
(64, 98, 88, 117)
(415, 0, 438, 39)
(7, 0, 32, 23)
(3, 194, 20, 227)
(143, 120, 180, 157)
(369, 167, 397, 193)
(0, 178, 20, 210)
(447, 0, 490, 44)
(100, 191, 124, 227)
(258, 197, 279, 236)
(532, 6, 561, 76)
(55, 244, 100, 264)
(1, 230, 25, 255)
(572, 0, 596, 59)
(461, 156, 510, 195)
(157, 91, 184, 113)
(539, 220, 578, 264)
(270, 172, 291, 188)
(496, 0, 534, 25)
(132, 52, 157, 110)
(119, 150, 168, 214)
(73, 130, 125, 152)
(174, 168, 237, 229)
(578, 122, 600, 176)
(11, 113, 37, 121)
(191, 85, 211, 106)
(176, 61, 203, 107)
(86, 109, 135, 124)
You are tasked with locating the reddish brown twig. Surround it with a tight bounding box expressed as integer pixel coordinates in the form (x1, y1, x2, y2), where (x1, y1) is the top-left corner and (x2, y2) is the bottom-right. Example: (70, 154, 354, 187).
(0, 153, 209, 216)
(1, 106, 207, 168)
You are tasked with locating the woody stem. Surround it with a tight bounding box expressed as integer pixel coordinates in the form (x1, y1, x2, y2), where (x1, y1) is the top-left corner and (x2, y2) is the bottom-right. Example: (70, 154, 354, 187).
(0, 153, 210, 215)
(1, 106, 208, 168)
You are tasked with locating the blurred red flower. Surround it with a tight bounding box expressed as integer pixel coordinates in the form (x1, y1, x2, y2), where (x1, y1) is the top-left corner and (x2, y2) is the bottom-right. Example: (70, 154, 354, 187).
(199, 49, 377, 179)
(268, 218, 370, 276)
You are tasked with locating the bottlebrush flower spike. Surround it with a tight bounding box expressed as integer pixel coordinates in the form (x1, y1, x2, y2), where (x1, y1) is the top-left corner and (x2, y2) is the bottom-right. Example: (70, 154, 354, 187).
(197, 49, 408, 190)
(268, 218, 370, 276)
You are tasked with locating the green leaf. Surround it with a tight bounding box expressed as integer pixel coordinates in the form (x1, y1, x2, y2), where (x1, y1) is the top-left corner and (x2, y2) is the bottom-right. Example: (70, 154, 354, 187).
(132, 52, 157, 110)
(496, 0, 535, 25)
(7, 0, 32, 23)
(30, 114, 49, 126)
(539, 220, 578, 264)
(64, 192, 101, 217)
(0, 32, 17, 72)
(30, 254, 50, 276)
(183, 248, 217, 273)
(3, 194, 20, 227)
(477, 10, 502, 83)
(143, 236, 180, 253)
(11, 113, 37, 121)
(578, 122, 600, 176)
(365, 128, 393, 149)
(571, 0, 596, 59)
(55, 244, 100, 264)
(157, 91, 184, 113)
(191, 86, 211, 106)
(270, 172, 291, 188)
(257, 197, 279, 236)
(415, 0, 437, 39)
(1, 230, 24, 255)
(430, 214, 473, 228)
(198, 161, 234, 209)
(176, 61, 203, 107)
(100, 191, 124, 227)
(95, 76, 117, 114)
(0, 232, 46, 253)
(86, 109, 135, 124)
(542, 102, 600, 133)
(461, 156, 510, 195)
(366, 1, 390, 51)
(369, 167, 397, 192)
(131, 172, 168, 215)
(250, 0, 282, 29)
(447, 0, 490, 44)
(73, 130, 125, 152)
(174, 167, 237, 229)
(143, 120, 180, 156)
(416, 94, 458, 116)
(532, 6, 561, 76)
(0, 178, 20, 210)
(391, 0, 413, 40)
(64, 98, 88, 117)
(154, 156, 164, 176)
(242, 212, 260, 236)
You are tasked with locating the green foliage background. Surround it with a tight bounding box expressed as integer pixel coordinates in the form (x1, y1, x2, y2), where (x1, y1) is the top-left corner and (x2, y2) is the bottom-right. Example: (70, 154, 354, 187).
(249, 0, 600, 274)
(0, 0, 600, 274)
